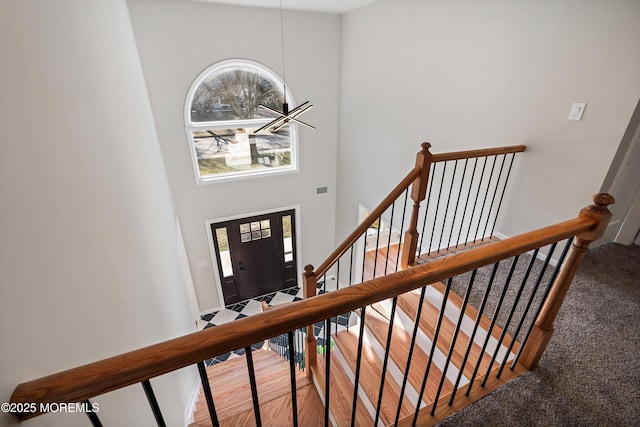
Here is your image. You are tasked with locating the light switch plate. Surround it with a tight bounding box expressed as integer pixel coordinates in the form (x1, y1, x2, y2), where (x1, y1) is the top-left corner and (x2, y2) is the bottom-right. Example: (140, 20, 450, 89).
(568, 102, 586, 121)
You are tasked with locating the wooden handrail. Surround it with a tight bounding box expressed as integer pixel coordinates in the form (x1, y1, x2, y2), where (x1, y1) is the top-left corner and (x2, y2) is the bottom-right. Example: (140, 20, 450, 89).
(314, 144, 526, 277)
(313, 165, 422, 278)
(430, 144, 526, 163)
(10, 214, 597, 420)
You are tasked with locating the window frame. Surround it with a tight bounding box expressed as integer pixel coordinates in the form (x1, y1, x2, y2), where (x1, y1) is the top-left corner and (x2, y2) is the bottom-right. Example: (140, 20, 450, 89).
(184, 59, 299, 185)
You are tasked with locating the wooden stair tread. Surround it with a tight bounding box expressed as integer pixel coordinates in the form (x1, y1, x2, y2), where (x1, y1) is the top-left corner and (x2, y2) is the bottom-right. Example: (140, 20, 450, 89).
(364, 304, 454, 405)
(315, 356, 373, 427)
(430, 281, 520, 354)
(333, 329, 414, 425)
(191, 350, 309, 425)
(396, 290, 496, 380)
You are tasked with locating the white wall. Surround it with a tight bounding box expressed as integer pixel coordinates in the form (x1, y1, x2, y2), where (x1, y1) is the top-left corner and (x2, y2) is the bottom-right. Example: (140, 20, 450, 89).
(128, 0, 341, 312)
(337, 0, 640, 241)
(0, 0, 195, 425)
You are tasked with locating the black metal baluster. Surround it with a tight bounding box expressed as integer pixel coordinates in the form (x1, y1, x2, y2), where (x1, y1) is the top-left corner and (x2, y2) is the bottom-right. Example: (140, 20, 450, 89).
(497, 244, 557, 377)
(396, 285, 428, 426)
(464, 157, 488, 244)
(490, 153, 516, 237)
(481, 154, 507, 240)
(372, 216, 383, 279)
(457, 158, 478, 248)
(384, 202, 397, 275)
(431, 272, 477, 415)
(348, 246, 354, 286)
(412, 278, 452, 425)
(418, 165, 437, 256)
(477, 256, 519, 388)
(142, 380, 166, 427)
(447, 159, 469, 250)
(437, 160, 458, 253)
(245, 347, 262, 427)
(489, 249, 539, 379)
(361, 230, 368, 283)
(512, 239, 573, 368)
(428, 162, 447, 255)
(197, 361, 220, 427)
(394, 188, 409, 272)
(324, 317, 332, 427)
(374, 296, 398, 426)
(350, 306, 367, 427)
(287, 331, 299, 427)
(464, 262, 500, 397)
(83, 400, 102, 427)
(336, 258, 340, 291)
(473, 156, 497, 242)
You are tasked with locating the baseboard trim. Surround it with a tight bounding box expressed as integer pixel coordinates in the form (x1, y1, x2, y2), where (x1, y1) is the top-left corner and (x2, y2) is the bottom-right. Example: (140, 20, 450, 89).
(184, 374, 202, 427)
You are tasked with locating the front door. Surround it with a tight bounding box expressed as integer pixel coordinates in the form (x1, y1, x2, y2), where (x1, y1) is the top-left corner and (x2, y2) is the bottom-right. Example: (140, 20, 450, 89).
(211, 209, 297, 306)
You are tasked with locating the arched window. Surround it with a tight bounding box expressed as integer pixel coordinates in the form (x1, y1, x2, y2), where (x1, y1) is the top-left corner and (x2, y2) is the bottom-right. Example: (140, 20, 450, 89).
(185, 59, 297, 183)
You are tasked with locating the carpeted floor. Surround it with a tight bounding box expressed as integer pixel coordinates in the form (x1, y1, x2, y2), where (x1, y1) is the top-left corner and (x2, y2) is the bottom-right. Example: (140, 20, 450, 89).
(438, 242, 640, 427)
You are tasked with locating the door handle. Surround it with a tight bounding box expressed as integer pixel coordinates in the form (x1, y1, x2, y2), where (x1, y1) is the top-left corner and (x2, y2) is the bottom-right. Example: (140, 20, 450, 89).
(238, 261, 247, 271)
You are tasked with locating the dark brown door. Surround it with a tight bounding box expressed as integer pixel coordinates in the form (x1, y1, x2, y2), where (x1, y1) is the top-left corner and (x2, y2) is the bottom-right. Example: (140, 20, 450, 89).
(211, 210, 297, 306)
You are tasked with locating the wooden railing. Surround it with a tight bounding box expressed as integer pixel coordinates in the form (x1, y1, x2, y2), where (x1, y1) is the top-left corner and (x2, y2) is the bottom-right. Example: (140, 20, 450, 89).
(302, 143, 526, 378)
(9, 190, 613, 425)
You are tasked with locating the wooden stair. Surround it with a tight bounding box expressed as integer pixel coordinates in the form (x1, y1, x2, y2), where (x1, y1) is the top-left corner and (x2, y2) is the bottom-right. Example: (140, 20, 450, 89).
(310, 281, 526, 426)
(191, 282, 527, 426)
(190, 349, 323, 427)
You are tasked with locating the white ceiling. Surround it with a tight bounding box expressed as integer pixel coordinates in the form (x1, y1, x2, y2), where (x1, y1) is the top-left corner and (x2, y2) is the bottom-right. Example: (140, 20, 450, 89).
(188, 0, 377, 14)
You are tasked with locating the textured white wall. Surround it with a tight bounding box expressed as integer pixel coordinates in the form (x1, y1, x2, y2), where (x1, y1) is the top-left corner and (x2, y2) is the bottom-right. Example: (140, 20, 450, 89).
(0, 0, 195, 425)
(128, 0, 341, 312)
(337, 0, 640, 241)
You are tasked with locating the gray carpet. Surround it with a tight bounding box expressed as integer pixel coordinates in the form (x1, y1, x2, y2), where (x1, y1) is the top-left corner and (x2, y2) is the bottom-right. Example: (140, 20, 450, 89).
(438, 243, 640, 427)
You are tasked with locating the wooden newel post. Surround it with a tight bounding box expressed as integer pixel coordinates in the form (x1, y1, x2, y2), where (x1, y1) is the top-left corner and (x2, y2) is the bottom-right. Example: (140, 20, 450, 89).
(303, 264, 317, 379)
(401, 142, 433, 269)
(519, 193, 615, 369)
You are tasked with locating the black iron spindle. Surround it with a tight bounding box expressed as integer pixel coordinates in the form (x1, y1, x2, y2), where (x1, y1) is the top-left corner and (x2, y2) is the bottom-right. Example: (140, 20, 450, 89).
(431, 272, 477, 415)
(490, 153, 516, 237)
(418, 165, 437, 256)
(447, 159, 469, 250)
(464, 262, 501, 397)
(287, 331, 299, 427)
(481, 154, 507, 240)
(372, 216, 383, 279)
(464, 157, 488, 244)
(384, 202, 397, 275)
(497, 244, 557, 377)
(374, 296, 398, 426)
(512, 239, 573, 368)
(83, 400, 102, 427)
(412, 278, 452, 425)
(437, 160, 458, 253)
(348, 246, 354, 286)
(477, 256, 520, 388)
(473, 156, 497, 242)
(489, 249, 540, 380)
(197, 361, 220, 427)
(141, 380, 166, 427)
(428, 162, 447, 256)
(245, 347, 262, 427)
(456, 158, 479, 248)
(396, 285, 428, 426)
(350, 307, 367, 427)
(324, 317, 332, 427)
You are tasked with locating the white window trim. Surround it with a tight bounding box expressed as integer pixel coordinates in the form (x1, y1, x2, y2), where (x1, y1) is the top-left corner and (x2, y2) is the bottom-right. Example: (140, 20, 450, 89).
(184, 59, 299, 185)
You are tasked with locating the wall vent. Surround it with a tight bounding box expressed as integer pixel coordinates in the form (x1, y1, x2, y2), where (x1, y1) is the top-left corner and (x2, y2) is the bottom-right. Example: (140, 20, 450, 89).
(316, 186, 328, 194)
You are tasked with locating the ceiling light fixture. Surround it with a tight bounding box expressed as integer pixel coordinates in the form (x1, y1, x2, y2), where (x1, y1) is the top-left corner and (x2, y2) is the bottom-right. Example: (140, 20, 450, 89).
(254, 0, 314, 134)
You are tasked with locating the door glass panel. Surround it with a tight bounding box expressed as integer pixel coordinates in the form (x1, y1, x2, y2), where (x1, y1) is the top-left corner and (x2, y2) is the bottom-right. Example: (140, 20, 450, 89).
(250, 221, 260, 231)
(215, 227, 233, 277)
(239, 223, 250, 233)
(282, 214, 293, 262)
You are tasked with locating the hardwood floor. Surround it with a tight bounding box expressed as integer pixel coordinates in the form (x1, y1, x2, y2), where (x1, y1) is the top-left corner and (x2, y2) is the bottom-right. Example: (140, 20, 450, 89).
(190, 350, 322, 427)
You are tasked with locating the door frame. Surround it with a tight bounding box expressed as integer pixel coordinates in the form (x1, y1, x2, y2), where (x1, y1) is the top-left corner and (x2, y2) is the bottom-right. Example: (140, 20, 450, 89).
(205, 204, 303, 310)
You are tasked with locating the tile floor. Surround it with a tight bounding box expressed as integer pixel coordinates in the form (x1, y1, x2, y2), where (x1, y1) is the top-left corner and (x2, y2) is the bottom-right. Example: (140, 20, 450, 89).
(199, 284, 352, 366)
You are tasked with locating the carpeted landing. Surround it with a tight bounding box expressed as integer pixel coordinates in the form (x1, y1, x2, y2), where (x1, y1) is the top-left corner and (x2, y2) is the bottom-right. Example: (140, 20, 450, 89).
(438, 243, 640, 427)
